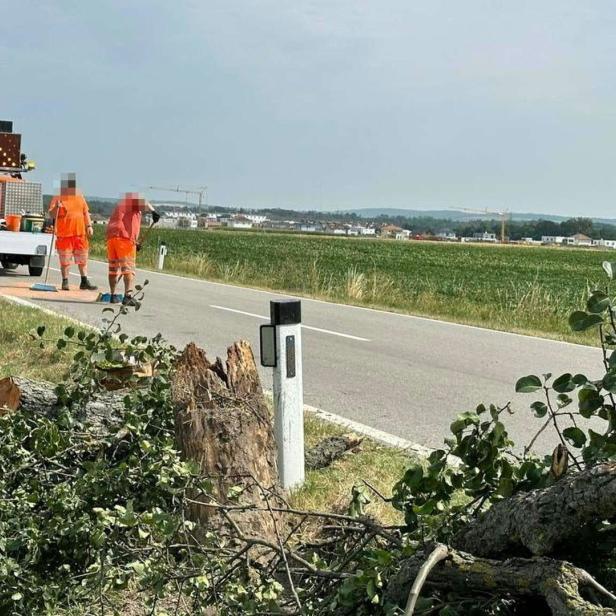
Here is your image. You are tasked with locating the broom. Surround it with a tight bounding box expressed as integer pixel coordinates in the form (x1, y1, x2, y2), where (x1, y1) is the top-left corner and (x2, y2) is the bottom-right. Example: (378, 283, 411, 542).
(31, 220, 58, 292)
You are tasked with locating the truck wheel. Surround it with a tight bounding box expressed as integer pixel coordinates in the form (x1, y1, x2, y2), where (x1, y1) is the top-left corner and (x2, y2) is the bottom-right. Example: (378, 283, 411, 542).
(1, 261, 18, 271)
(28, 265, 44, 276)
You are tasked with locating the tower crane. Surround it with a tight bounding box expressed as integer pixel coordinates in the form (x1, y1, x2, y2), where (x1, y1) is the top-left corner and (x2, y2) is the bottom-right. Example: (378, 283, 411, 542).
(144, 185, 208, 210)
(457, 208, 511, 243)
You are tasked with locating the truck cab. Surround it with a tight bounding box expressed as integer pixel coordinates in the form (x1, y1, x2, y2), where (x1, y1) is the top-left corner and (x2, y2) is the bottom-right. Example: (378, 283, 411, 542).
(0, 122, 53, 277)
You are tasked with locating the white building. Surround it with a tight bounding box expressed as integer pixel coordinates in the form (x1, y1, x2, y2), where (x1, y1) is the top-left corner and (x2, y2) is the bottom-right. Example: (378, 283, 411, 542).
(595, 239, 616, 249)
(541, 235, 566, 245)
(245, 214, 268, 225)
(568, 233, 593, 247)
(395, 230, 412, 240)
(436, 232, 457, 241)
(359, 226, 376, 236)
(472, 232, 497, 242)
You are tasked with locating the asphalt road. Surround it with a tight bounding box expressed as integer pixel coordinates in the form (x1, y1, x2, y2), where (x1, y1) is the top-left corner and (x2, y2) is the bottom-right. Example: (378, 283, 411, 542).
(0, 260, 603, 451)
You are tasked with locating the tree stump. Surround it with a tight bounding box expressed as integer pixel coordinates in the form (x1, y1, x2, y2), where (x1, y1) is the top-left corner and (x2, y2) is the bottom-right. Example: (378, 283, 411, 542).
(171, 341, 282, 540)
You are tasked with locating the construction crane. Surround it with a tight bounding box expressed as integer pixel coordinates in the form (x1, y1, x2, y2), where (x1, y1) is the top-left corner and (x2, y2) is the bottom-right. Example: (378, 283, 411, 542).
(145, 185, 208, 210)
(457, 207, 511, 243)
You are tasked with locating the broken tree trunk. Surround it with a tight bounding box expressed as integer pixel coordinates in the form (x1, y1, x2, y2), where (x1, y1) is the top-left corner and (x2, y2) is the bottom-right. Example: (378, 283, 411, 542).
(453, 462, 616, 557)
(171, 341, 282, 540)
(0, 375, 125, 430)
(385, 544, 616, 616)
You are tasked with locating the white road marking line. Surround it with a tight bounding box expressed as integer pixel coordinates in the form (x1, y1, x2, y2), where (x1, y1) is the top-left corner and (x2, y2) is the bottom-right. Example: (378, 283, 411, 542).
(82, 259, 596, 351)
(210, 304, 371, 342)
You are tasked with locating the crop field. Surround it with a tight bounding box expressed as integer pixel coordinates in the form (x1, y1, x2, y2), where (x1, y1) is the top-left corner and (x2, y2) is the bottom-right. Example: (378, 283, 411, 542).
(91, 228, 611, 343)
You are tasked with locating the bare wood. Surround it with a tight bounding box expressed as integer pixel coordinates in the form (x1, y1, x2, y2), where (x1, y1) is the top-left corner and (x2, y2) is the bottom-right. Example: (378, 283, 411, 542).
(453, 462, 616, 557)
(403, 544, 449, 616)
(171, 342, 281, 540)
(386, 546, 616, 616)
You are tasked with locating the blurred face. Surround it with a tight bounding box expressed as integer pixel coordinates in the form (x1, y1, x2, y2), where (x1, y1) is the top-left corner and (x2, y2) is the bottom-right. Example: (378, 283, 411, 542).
(124, 192, 145, 207)
(60, 173, 77, 195)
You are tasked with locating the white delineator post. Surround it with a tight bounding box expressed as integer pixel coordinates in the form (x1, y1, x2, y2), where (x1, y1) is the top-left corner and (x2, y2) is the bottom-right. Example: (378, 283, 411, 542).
(157, 242, 167, 270)
(270, 300, 305, 490)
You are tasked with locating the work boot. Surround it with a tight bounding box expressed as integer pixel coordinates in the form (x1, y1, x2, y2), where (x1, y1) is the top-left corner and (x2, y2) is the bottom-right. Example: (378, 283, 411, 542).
(122, 294, 138, 307)
(79, 277, 98, 291)
(61, 278, 69, 291)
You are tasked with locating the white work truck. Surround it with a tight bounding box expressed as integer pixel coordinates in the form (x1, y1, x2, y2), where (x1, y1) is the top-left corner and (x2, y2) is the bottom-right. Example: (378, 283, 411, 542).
(0, 121, 52, 277)
(0, 225, 52, 276)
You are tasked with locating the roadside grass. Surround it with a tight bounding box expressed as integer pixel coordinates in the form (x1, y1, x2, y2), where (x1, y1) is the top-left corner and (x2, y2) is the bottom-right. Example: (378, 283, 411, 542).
(90, 228, 600, 344)
(0, 298, 412, 521)
(293, 415, 407, 525)
(0, 298, 73, 381)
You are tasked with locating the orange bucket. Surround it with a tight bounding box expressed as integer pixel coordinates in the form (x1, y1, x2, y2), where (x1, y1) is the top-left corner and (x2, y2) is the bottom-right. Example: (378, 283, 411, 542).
(5, 214, 21, 232)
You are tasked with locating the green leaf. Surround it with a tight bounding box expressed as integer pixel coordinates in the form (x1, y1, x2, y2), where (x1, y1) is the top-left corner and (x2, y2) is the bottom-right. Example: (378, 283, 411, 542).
(553, 373, 576, 393)
(573, 373, 589, 386)
(530, 401, 548, 418)
(569, 311, 604, 332)
(603, 261, 616, 279)
(56, 338, 67, 350)
(515, 375, 542, 393)
(563, 426, 586, 448)
(603, 372, 616, 393)
(402, 464, 424, 490)
(36, 325, 46, 337)
(64, 326, 75, 338)
(579, 387, 603, 417)
(587, 290, 611, 314)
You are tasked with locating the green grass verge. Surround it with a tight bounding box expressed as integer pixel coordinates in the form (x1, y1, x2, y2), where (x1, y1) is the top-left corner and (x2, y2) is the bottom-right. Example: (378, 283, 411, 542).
(0, 298, 74, 381)
(91, 228, 602, 344)
(0, 297, 412, 519)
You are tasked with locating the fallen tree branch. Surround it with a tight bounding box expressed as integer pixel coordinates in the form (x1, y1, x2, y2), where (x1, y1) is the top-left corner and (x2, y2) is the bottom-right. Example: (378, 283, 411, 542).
(385, 545, 616, 616)
(403, 544, 449, 616)
(453, 462, 616, 556)
(0, 375, 125, 430)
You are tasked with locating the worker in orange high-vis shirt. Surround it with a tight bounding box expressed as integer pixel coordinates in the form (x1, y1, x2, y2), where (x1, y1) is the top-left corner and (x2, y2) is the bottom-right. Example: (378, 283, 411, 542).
(48, 173, 97, 291)
(106, 193, 159, 305)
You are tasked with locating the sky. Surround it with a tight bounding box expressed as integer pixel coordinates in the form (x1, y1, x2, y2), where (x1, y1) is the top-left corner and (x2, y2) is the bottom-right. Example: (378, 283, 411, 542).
(2, 1, 616, 216)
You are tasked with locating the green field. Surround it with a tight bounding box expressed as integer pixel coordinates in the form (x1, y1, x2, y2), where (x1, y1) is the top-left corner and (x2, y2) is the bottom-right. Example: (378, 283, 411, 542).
(91, 228, 609, 343)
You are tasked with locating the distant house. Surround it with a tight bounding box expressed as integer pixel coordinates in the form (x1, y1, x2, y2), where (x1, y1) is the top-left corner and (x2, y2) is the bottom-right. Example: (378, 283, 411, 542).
(245, 214, 268, 225)
(226, 215, 253, 229)
(472, 232, 497, 242)
(395, 229, 411, 240)
(541, 235, 566, 245)
(568, 233, 593, 247)
(380, 224, 403, 238)
(359, 226, 377, 236)
(436, 231, 457, 241)
(596, 239, 616, 249)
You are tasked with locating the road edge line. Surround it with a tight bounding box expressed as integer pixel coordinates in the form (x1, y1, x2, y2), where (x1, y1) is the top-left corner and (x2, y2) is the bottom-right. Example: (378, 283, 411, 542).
(303, 403, 434, 457)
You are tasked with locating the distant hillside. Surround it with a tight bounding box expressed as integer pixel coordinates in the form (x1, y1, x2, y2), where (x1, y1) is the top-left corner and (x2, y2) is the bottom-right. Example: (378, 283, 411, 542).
(347, 208, 616, 225)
